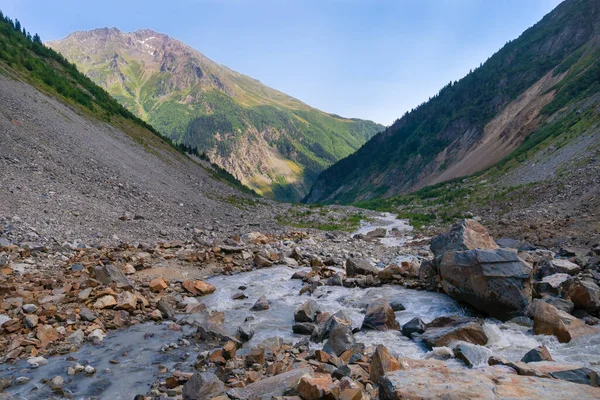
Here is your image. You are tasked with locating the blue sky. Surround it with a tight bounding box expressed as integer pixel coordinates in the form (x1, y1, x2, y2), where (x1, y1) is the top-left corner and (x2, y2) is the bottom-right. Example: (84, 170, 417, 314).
(1, 0, 562, 125)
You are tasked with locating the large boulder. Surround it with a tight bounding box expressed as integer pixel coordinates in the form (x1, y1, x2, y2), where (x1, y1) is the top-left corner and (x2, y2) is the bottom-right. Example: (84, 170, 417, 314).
(534, 273, 572, 297)
(228, 367, 313, 399)
(536, 259, 581, 278)
(526, 299, 600, 343)
(439, 249, 532, 319)
(370, 344, 400, 384)
(401, 317, 426, 338)
(430, 219, 498, 260)
(295, 299, 319, 322)
(323, 318, 355, 356)
(521, 345, 553, 363)
(421, 316, 488, 347)
(345, 257, 379, 277)
(379, 364, 600, 400)
(182, 372, 224, 400)
(565, 279, 600, 313)
(361, 299, 400, 331)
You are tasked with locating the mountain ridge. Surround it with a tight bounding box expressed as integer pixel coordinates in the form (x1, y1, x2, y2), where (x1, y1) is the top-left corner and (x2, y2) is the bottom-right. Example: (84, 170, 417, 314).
(305, 0, 600, 204)
(47, 28, 384, 201)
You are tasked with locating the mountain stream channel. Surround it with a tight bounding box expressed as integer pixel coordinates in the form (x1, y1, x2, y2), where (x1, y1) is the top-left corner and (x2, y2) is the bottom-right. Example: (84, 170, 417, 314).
(1, 213, 600, 399)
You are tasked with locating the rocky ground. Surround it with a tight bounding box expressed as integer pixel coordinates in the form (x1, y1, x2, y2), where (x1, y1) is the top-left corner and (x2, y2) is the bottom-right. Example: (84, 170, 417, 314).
(1, 213, 600, 399)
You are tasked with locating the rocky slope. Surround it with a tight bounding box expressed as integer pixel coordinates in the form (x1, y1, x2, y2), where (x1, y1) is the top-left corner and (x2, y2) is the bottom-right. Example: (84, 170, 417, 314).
(47, 29, 383, 201)
(306, 0, 600, 204)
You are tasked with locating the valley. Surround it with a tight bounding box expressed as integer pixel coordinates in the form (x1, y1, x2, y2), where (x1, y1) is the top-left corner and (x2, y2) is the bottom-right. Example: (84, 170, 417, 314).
(1, 1, 600, 399)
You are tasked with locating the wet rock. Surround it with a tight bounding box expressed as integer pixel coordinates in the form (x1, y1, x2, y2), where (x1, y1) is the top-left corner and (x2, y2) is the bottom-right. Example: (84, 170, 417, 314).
(196, 322, 239, 344)
(507, 316, 534, 327)
(453, 342, 492, 368)
(295, 299, 319, 322)
(526, 299, 600, 343)
(182, 372, 224, 400)
(439, 249, 532, 319)
(389, 300, 405, 311)
(323, 318, 355, 356)
(401, 317, 426, 337)
(84, 365, 96, 374)
(251, 295, 269, 311)
(149, 278, 168, 293)
(48, 375, 64, 392)
(94, 264, 133, 289)
(370, 344, 400, 383)
(237, 324, 255, 342)
(521, 345, 553, 363)
(293, 322, 316, 335)
(565, 279, 600, 313)
(378, 264, 402, 282)
(26, 356, 48, 368)
(361, 298, 400, 331)
(182, 280, 216, 296)
(422, 316, 488, 347)
(346, 257, 378, 277)
(157, 297, 177, 320)
(232, 292, 247, 300)
(326, 273, 344, 286)
(297, 373, 340, 400)
(430, 219, 499, 260)
(227, 367, 313, 399)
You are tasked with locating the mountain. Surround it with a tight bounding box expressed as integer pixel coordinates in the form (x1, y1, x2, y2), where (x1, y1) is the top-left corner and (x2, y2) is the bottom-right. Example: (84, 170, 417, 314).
(0, 11, 275, 244)
(47, 29, 383, 201)
(305, 0, 600, 204)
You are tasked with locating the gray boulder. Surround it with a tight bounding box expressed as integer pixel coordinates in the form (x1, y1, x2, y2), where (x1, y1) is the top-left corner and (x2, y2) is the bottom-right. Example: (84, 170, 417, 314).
(422, 316, 488, 347)
(94, 264, 133, 289)
(294, 299, 319, 323)
(430, 219, 498, 260)
(361, 299, 400, 331)
(346, 257, 379, 277)
(182, 372, 224, 400)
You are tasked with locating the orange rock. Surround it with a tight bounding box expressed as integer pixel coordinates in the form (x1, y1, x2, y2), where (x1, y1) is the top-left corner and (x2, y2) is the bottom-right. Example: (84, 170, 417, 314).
(182, 280, 216, 296)
(149, 278, 168, 293)
(370, 344, 400, 384)
(297, 373, 340, 400)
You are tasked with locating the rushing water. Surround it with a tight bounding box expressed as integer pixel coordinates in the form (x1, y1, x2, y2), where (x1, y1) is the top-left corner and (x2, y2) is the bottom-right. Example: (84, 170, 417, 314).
(2, 214, 600, 399)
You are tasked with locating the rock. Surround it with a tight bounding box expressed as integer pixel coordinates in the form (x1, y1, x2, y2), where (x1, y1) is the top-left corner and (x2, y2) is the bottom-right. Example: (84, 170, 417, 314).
(79, 307, 96, 321)
(84, 365, 96, 374)
(254, 252, 273, 268)
(293, 322, 316, 335)
(379, 364, 600, 400)
(149, 278, 168, 292)
(508, 316, 534, 327)
(157, 297, 177, 320)
(237, 324, 255, 342)
(23, 314, 38, 328)
(228, 367, 313, 399)
(182, 280, 216, 296)
(297, 373, 340, 400)
(422, 316, 488, 347)
(543, 259, 582, 276)
(389, 300, 405, 311)
(521, 345, 553, 363)
(36, 324, 59, 347)
(323, 318, 355, 356)
(222, 341, 236, 360)
(526, 299, 599, 343)
(453, 342, 492, 367)
(550, 367, 599, 386)
(232, 292, 247, 300)
(361, 298, 400, 331)
(534, 273, 572, 296)
(326, 273, 344, 286)
(48, 375, 64, 391)
(94, 264, 133, 289)
(22, 304, 37, 314)
(370, 344, 400, 383)
(15, 377, 29, 385)
(87, 328, 106, 344)
(295, 299, 319, 322)
(26, 356, 48, 368)
(365, 227, 387, 239)
(565, 279, 600, 313)
(196, 322, 239, 344)
(93, 295, 117, 309)
(430, 219, 499, 259)
(251, 295, 269, 311)
(116, 291, 137, 311)
(182, 372, 225, 400)
(346, 257, 379, 277)
(245, 347, 265, 366)
(542, 296, 574, 313)
(401, 317, 426, 337)
(439, 249, 532, 319)
(67, 329, 85, 347)
(378, 264, 402, 281)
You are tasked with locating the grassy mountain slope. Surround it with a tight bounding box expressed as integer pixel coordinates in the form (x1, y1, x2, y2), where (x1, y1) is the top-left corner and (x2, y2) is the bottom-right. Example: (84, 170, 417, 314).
(47, 29, 383, 201)
(305, 0, 600, 204)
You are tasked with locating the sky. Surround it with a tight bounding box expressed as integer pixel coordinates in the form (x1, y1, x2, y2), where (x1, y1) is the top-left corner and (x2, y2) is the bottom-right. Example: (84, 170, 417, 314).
(0, 0, 563, 125)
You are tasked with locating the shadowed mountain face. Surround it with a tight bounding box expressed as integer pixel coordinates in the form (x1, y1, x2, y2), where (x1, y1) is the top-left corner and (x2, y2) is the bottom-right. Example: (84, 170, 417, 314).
(47, 29, 383, 202)
(305, 0, 600, 204)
